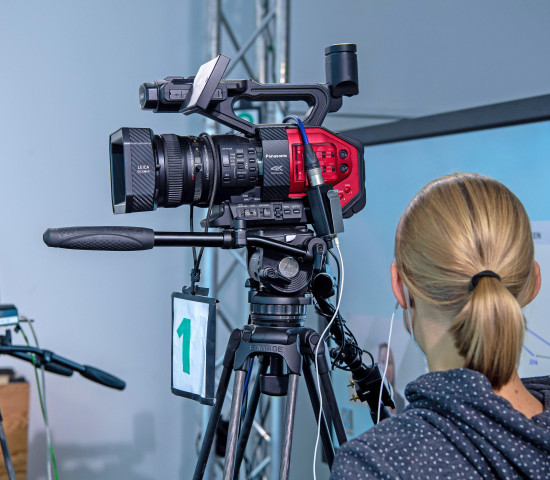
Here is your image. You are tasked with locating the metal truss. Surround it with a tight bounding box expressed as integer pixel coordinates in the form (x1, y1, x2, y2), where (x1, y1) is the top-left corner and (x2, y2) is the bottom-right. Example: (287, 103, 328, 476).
(198, 1, 291, 479)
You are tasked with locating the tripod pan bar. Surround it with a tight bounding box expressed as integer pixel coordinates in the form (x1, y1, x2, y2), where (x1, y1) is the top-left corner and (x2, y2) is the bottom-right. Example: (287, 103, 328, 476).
(44, 227, 308, 258)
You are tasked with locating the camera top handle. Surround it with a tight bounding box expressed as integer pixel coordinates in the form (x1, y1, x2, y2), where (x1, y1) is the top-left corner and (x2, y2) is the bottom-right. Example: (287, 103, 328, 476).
(180, 54, 339, 136)
(142, 43, 359, 136)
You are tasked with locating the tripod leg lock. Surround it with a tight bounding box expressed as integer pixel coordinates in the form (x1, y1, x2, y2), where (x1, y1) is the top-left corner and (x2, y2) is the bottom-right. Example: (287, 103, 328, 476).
(223, 329, 243, 368)
(300, 329, 331, 375)
(260, 373, 289, 396)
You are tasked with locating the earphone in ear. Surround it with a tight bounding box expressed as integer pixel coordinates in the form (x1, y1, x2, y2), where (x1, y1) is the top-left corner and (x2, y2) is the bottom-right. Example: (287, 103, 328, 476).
(402, 283, 426, 358)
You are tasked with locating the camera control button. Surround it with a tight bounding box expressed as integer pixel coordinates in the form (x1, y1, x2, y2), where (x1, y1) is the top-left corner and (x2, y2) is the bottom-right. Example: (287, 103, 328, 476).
(223, 174, 231, 183)
(237, 173, 245, 180)
(339, 149, 348, 159)
(249, 176, 257, 181)
(340, 163, 349, 173)
(238, 162, 245, 169)
(249, 166, 257, 172)
(236, 149, 244, 154)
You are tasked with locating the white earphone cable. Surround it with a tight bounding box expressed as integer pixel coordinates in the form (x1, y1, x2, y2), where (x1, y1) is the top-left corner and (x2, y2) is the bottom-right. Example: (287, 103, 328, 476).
(313, 237, 344, 480)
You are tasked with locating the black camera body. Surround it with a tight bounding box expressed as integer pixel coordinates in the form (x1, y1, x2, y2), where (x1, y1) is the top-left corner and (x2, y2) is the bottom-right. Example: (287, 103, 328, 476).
(109, 44, 366, 229)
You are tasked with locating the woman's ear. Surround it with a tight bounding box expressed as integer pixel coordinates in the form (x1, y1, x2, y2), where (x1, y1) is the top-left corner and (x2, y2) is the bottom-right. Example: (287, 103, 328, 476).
(391, 264, 407, 309)
(530, 261, 542, 303)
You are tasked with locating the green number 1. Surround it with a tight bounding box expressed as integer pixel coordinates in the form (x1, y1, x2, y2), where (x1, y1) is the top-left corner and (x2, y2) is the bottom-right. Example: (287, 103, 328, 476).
(177, 317, 191, 374)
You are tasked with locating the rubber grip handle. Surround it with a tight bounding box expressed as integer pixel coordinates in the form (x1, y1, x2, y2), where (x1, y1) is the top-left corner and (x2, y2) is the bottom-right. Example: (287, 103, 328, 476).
(81, 365, 126, 390)
(43, 227, 155, 251)
(44, 362, 74, 377)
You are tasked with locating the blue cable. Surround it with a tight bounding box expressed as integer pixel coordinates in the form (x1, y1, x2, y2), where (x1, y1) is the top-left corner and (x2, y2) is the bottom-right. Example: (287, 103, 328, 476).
(241, 357, 255, 409)
(283, 115, 310, 144)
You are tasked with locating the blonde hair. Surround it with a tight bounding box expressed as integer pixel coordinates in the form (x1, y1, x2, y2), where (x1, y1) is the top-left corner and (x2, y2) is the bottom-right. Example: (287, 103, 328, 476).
(395, 173, 537, 389)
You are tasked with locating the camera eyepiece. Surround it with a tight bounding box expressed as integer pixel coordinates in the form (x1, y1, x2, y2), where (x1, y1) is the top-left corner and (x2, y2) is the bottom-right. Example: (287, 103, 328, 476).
(139, 82, 160, 110)
(139, 79, 191, 113)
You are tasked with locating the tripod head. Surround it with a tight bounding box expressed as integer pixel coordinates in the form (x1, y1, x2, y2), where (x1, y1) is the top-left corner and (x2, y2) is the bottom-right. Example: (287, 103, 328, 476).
(43, 222, 324, 326)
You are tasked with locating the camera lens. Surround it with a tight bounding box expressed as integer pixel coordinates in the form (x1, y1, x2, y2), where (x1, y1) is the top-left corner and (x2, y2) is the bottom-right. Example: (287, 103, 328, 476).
(109, 127, 261, 214)
(110, 128, 156, 214)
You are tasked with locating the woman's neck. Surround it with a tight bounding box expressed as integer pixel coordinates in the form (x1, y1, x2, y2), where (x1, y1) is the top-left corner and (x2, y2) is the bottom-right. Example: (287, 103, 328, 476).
(494, 371, 544, 418)
(413, 302, 464, 372)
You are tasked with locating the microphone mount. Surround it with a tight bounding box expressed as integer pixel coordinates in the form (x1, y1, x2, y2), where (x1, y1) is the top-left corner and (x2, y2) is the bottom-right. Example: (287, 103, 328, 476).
(0, 330, 125, 390)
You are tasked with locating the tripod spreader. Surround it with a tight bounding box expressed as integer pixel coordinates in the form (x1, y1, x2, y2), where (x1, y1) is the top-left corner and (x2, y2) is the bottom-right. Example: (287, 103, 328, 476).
(43, 226, 309, 259)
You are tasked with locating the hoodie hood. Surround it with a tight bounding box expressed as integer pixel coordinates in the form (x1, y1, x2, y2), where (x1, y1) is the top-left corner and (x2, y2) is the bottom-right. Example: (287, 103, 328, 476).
(332, 369, 550, 479)
(404, 369, 550, 478)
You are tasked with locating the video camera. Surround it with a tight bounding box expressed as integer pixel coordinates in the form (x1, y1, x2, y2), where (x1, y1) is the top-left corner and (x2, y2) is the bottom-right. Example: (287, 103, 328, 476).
(109, 43, 365, 234)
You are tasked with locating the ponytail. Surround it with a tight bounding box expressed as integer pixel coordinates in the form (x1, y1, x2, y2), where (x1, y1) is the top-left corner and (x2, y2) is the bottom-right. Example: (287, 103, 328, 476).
(450, 275, 525, 389)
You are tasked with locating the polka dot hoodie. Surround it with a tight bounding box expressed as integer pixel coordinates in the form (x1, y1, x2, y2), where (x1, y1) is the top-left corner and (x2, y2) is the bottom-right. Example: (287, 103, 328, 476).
(331, 369, 550, 479)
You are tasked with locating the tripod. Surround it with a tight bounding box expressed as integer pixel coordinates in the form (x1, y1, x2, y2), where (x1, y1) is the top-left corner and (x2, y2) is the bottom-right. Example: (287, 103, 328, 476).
(193, 291, 347, 480)
(44, 223, 393, 478)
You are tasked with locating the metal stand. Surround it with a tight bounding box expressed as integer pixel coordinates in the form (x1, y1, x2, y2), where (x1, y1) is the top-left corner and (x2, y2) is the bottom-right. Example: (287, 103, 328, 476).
(193, 302, 347, 480)
(0, 410, 16, 480)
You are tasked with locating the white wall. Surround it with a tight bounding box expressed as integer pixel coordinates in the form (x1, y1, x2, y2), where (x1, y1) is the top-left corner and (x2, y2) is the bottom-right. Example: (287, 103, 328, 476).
(0, 1, 207, 478)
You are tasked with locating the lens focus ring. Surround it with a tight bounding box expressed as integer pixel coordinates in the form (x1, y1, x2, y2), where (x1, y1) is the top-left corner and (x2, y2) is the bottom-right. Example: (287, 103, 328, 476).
(162, 135, 184, 208)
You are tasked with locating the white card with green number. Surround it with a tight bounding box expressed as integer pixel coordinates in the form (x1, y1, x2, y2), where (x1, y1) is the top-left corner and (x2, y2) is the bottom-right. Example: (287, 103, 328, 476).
(171, 291, 216, 405)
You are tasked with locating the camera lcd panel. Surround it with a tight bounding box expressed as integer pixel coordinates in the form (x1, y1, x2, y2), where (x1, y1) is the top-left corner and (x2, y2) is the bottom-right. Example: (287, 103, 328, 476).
(182, 54, 230, 114)
(171, 292, 216, 405)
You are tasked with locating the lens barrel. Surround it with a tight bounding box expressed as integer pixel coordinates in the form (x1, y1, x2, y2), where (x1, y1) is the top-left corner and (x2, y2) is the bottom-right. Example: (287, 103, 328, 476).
(109, 127, 261, 214)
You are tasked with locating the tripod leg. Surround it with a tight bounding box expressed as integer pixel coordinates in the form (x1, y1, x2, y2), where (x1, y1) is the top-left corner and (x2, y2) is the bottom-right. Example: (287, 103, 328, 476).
(194, 329, 243, 480)
(279, 373, 299, 480)
(302, 358, 335, 467)
(233, 357, 269, 478)
(223, 369, 247, 480)
(193, 363, 233, 480)
(318, 368, 348, 447)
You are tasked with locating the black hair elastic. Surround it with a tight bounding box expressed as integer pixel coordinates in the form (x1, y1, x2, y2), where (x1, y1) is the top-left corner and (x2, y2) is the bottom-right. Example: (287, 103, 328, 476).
(471, 270, 501, 289)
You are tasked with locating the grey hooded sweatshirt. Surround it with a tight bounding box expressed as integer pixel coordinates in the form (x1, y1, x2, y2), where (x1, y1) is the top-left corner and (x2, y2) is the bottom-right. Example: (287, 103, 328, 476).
(331, 369, 550, 479)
